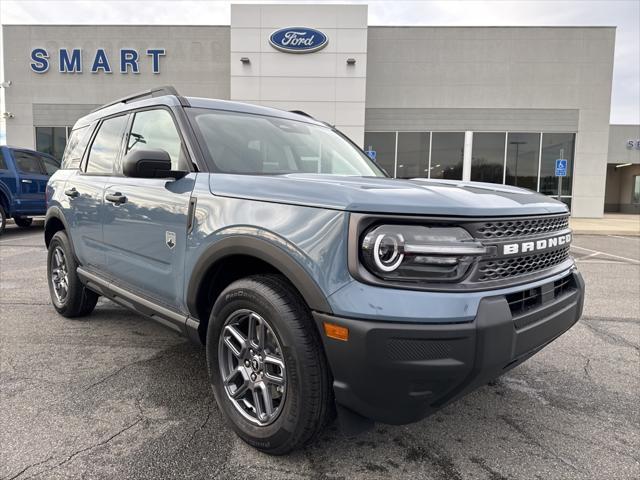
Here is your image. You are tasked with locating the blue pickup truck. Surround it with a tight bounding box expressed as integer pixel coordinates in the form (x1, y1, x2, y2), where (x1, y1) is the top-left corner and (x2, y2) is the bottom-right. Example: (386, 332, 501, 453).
(0, 145, 60, 235)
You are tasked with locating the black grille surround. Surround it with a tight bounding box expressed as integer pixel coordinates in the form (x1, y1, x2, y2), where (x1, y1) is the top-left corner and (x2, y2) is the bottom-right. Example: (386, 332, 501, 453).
(348, 212, 575, 292)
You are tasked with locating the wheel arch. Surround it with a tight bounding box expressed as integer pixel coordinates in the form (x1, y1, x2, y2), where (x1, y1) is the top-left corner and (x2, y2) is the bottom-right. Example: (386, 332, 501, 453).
(187, 235, 333, 343)
(44, 206, 73, 252)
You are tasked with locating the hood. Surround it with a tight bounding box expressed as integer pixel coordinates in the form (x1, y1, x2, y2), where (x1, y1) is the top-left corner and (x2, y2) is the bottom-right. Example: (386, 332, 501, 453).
(209, 174, 569, 217)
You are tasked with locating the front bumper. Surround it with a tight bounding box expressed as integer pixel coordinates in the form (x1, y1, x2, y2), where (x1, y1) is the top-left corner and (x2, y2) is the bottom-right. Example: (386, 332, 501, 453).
(314, 269, 585, 425)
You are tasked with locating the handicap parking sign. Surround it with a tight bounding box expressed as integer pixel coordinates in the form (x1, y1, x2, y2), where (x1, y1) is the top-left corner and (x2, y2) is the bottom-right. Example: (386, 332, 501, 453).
(555, 159, 567, 177)
(364, 146, 377, 160)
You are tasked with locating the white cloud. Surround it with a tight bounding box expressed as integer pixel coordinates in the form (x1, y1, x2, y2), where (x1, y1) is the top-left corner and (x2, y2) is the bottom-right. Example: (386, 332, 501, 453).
(1, 0, 638, 123)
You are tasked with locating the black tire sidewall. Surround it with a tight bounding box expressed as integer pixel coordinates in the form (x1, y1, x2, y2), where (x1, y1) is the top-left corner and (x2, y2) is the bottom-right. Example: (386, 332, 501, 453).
(47, 231, 93, 315)
(207, 279, 318, 453)
(14, 216, 33, 228)
(0, 205, 6, 235)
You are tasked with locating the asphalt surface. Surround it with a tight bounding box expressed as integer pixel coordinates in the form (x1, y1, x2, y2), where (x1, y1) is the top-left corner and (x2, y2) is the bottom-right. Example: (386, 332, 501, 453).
(1, 220, 639, 480)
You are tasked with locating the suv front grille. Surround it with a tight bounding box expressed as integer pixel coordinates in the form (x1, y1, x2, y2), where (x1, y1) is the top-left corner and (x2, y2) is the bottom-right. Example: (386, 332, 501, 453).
(470, 215, 569, 239)
(474, 246, 571, 282)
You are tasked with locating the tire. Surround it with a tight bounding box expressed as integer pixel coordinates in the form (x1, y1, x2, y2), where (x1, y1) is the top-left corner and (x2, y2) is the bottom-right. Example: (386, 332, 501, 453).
(13, 216, 33, 228)
(47, 230, 99, 317)
(206, 274, 332, 455)
(0, 205, 6, 236)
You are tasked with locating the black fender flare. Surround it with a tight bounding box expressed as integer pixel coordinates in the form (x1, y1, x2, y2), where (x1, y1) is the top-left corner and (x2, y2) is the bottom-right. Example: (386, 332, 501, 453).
(186, 235, 333, 319)
(44, 206, 76, 256)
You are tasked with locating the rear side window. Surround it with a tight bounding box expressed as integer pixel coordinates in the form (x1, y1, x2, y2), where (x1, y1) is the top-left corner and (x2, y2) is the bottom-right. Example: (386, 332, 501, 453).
(13, 151, 44, 174)
(62, 125, 92, 169)
(86, 115, 128, 175)
(0, 149, 6, 170)
(41, 155, 60, 176)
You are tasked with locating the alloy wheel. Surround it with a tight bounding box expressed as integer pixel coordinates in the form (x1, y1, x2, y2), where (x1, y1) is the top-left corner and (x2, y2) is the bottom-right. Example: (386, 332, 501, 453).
(218, 309, 287, 426)
(51, 246, 69, 303)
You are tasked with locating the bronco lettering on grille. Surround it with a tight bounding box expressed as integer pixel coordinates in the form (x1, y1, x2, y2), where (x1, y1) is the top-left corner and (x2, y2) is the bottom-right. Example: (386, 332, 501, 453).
(503, 233, 571, 256)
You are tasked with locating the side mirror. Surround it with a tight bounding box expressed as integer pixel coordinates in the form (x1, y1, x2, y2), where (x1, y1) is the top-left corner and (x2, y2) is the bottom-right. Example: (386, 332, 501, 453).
(122, 148, 186, 179)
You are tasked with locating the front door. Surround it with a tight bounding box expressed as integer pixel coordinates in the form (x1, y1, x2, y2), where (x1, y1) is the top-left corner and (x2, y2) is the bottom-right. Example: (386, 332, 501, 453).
(101, 108, 195, 309)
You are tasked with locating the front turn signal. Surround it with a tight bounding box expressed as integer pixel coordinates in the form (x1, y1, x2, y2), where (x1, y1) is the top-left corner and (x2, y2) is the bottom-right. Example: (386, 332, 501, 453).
(323, 322, 349, 341)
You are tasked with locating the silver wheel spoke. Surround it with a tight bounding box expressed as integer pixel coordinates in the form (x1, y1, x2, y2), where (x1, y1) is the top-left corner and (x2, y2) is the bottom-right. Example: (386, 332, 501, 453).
(259, 383, 274, 416)
(218, 309, 287, 426)
(263, 354, 285, 386)
(223, 324, 247, 358)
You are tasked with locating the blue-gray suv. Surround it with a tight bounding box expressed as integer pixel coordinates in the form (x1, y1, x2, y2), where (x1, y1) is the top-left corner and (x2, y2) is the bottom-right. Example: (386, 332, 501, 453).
(45, 86, 585, 454)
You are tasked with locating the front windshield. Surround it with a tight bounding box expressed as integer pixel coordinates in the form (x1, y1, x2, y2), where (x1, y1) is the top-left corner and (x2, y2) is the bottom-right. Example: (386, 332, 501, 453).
(188, 108, 386, 177)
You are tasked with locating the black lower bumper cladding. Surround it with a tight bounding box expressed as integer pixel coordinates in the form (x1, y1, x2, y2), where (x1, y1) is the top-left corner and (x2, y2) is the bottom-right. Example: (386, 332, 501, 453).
(314, 270, 585, 425)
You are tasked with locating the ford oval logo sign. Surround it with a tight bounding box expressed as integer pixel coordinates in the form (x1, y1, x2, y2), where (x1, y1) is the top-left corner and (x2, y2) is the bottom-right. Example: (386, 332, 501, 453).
(269, 27, 328, 54)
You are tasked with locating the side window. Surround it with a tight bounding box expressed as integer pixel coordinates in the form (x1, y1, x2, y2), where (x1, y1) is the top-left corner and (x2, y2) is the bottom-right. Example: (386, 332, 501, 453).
(41, 155, 60, 176)
(127, 109, 185, 170)
(13, 151, 45, 174)
(0, 149, 7, 170)
(62, 125, 92, 169)
(86, 115, 128, 175)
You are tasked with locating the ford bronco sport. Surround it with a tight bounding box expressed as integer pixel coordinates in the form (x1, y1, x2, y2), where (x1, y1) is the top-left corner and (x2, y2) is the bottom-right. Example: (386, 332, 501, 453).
(45, 86, 585, 454)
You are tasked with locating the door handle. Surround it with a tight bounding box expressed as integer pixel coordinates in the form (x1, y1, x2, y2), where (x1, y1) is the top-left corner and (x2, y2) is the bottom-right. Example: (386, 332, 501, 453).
(64, 188, 79, 198)
(105, 192, 127, 205)
(21, 179, 33, 184)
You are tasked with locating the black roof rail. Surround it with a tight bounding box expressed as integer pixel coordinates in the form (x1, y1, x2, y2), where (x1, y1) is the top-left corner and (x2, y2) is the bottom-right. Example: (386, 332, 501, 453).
(289, 110, 315, 119)
(90, 85, 189, 113)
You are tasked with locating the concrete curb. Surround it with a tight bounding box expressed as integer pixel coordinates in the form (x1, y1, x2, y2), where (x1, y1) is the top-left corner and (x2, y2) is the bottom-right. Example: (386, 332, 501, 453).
(572, 230, 640, 237)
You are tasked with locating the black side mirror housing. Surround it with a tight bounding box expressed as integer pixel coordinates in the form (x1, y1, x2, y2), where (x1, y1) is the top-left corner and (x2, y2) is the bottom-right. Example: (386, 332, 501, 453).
(122, 148, 186, 179)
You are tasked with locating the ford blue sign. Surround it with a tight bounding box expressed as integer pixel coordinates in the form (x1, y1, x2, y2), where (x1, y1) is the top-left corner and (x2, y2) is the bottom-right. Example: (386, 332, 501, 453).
(269, 27, 328, 53)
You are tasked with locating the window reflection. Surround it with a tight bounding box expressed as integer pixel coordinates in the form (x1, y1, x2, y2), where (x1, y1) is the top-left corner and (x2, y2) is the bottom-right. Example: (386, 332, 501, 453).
(363, 132, 395, 176)
(431, 132, 464, 180)
(471, 132, 505, 184)
(505, 132, 540, 191)
(539, 133, 575, 196)
(397, 132, 430, 179)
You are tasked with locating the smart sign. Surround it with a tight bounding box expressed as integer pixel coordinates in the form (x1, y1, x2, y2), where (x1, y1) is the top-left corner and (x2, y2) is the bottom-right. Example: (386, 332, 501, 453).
(269, 27, 328, 53)
(30, 48, 165, 74)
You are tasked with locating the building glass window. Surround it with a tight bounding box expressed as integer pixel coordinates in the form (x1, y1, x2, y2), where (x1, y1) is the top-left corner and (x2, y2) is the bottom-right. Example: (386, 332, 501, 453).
(364, 132, 395, 177)
(539, 133, 575, 196)
(36, 127, 68, 161)
(431, 132, 464, 180)
(471, 132, 505, 184)
(633, 176, 640, 204)
(396, 132, 430, 179)
(505, 132, 540, 191)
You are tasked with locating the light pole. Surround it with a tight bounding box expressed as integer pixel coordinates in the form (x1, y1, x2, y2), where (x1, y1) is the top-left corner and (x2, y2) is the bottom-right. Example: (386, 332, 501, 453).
(509, 141, 526, 186)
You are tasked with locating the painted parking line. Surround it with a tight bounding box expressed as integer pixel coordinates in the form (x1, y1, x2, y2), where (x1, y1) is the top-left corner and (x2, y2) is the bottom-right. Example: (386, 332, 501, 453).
(608, 235, 640, 241)
(571, 244, 640, 265)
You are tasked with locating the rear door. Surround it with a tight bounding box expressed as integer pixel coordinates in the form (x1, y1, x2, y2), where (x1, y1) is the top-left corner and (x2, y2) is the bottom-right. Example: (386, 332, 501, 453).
(12, 149, 49, 214)
(102, 107, 195, 308)
(64, 114, 129, 269)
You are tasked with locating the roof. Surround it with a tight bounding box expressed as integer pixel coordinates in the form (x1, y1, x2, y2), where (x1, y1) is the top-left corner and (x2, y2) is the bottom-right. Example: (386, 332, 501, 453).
(75, 90, 324, 128)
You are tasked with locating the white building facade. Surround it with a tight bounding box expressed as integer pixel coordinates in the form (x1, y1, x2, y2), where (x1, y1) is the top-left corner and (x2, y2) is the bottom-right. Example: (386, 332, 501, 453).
(0, 3, 624, 217)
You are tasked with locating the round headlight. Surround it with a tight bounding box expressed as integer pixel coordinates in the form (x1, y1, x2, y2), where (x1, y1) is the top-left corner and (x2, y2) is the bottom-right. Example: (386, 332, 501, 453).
(373, 233, 404, 272)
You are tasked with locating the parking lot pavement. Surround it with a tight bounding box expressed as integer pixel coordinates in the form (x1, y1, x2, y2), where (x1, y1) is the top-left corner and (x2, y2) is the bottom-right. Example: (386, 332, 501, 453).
(1, 225, 639, 480)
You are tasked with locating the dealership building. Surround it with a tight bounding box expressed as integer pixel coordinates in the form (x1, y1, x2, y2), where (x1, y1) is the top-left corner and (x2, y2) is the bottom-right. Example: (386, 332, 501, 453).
(1, 3, 639, 217)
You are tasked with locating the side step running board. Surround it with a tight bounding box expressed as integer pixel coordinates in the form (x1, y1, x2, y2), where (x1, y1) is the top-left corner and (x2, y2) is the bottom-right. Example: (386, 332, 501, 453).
(77, 267, 201, 343)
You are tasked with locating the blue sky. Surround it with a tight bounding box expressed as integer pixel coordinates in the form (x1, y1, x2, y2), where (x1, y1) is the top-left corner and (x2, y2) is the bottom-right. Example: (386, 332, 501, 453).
(1, 0, 639, 130)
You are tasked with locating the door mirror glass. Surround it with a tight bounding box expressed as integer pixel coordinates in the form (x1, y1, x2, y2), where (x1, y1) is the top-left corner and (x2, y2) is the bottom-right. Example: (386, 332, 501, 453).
(123, 148, 183, 179)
